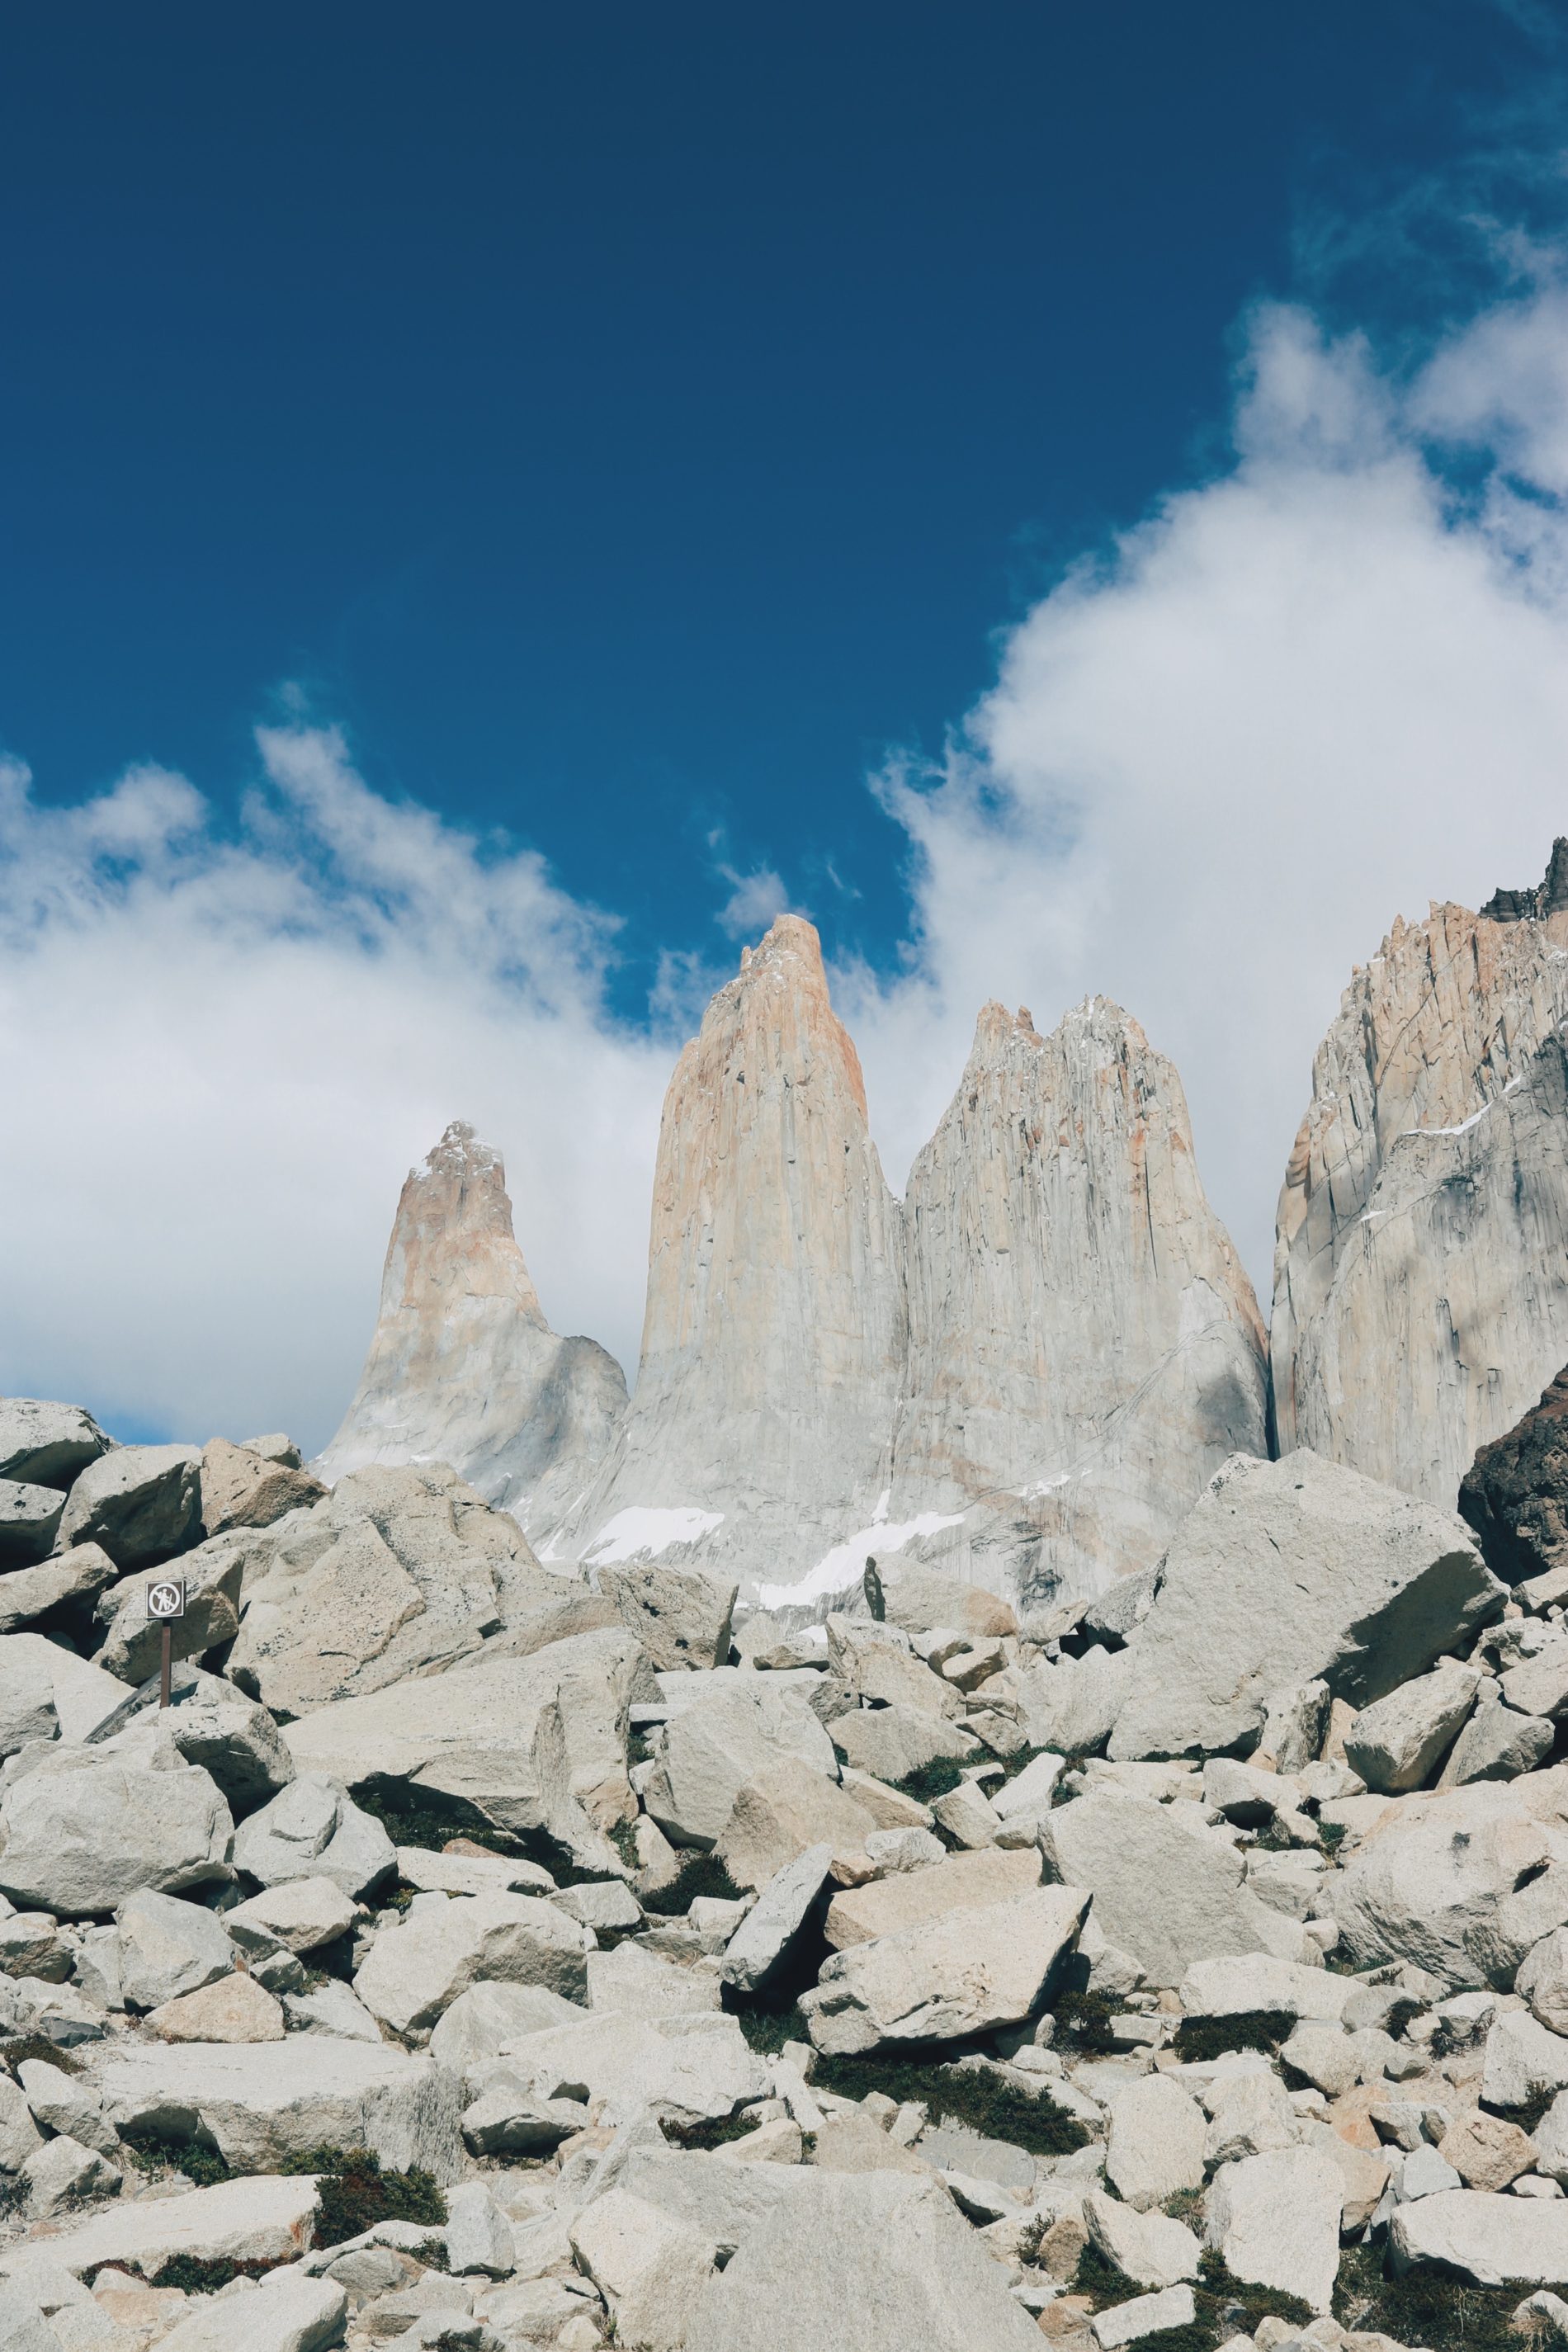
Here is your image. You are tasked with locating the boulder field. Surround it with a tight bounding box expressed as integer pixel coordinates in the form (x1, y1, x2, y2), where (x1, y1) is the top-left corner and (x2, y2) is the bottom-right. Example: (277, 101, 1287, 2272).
(2, 1394, 1568, 2349)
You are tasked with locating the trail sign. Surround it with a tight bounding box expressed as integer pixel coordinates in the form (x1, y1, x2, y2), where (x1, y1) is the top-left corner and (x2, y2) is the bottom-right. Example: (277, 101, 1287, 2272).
(147, 1579, 186, 1621)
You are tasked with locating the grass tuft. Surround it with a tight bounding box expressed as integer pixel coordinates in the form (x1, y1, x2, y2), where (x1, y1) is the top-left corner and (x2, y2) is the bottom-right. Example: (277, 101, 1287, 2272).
(1333, 2241, 1547, 2351)
(1170, 2010, 1295, 2064)
(1073, 2244, 1314, 2351)
(662, 2113, 760, 2151)
(809, 2048, 1089, 2156)
(123, 2130, 230, 2186)
(149, 2254, 282, 2293)
(640, 1852, 744, 1915)
(279, 2143, 446, 2247)
(0, 2035, 82, 2077)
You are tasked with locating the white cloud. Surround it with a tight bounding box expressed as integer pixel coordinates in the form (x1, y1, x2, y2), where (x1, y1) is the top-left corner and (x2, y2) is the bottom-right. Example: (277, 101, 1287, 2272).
(843, 290, 1568, 1309)
(0, 726, 673, 1448)
(714, 863, 797, 939)
(6, 266, 1568, 1454)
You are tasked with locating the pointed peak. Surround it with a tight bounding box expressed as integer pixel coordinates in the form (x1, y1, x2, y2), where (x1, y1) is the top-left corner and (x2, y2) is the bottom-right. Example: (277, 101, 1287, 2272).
(1481, 835, 1568, 924)
(970, 1000, 1045, 1060)
(737, 912, 825, 982)
(418, 1121, 503, 1185)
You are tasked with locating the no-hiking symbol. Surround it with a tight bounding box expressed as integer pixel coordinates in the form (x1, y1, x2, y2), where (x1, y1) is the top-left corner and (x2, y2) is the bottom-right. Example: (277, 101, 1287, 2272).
(147, 1579, 186, 1621)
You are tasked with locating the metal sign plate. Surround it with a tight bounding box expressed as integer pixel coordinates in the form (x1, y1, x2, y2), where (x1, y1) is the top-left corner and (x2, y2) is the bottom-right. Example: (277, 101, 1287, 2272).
(146, 1579, 187, 1621)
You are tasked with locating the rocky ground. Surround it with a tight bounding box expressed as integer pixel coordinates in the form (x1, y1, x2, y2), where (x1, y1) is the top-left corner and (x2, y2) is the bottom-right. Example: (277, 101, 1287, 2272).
(5, 1397, 1568, 2348)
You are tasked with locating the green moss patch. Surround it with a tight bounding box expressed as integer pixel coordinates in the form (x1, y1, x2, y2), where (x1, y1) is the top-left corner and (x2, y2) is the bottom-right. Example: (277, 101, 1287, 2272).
(663, 2113, 760, 2151)
(809, 2050, 1089, 2157)
(887, 1755, 966, 1804)
(123, 2130, 231, 2187)
(0, 2035, 81, 2078)
(280, 2144, 446, 2247)
(1333, 2242, 1551, 2351)
(640, 1852, 745, 1915)
(1073, 2245, 1313, 2351)
(1171, 2010, 1295, 2064)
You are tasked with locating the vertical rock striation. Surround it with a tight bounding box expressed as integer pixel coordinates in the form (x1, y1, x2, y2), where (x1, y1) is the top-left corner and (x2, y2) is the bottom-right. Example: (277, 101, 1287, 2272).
(316, 1122, 627, 1537)
(555, 917, 907, 1594)
(892, 999, 1268, 1600)
(1273, 843, 1568, 1506)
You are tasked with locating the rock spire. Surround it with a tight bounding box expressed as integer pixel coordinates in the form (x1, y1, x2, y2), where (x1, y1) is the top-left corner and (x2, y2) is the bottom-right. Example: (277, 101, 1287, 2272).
(1273, 848, 1568, 1504)
(316, 1122, 626, 1535)
(892, 998, 1268, 1596)
(553, 916, 907, 1591)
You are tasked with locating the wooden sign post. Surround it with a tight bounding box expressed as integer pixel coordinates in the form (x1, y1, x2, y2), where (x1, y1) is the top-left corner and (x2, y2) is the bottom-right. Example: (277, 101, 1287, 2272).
(146, 1577, 186, 1707)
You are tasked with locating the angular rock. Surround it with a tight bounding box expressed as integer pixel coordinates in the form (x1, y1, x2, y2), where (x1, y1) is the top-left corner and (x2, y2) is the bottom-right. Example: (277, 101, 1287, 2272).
(116, 1888, 235, 2009)
(282, 1980, 383, 2042)
(0, 1748, 232, 1915)
(1388, 2186, 1568, 2286)
(714, 1755, 876, 1891)
(0, 1542, 117, 1636)
(1520, 1929, 1568, 2035)
(354, 1891, 591, 2033)
(1110, 1451, 1504, 1762)
(643, 1678, 838, 1850)
(1041, 1793, 1311, 1988)
(95, 1541, 245, 1681)
(148, 1971, 286, 2042)
(394, 1844, 553, 1899)
(1207, 2146, 1343, 2315)
(153, 2271, 347, 2352)
(1329, 1769, 1568, 1988)
(14, 2058, 115, 2156)
(721, 1844, 834, 1995)
(1438, 2110, 1537, 2190)
(315, 1121, 627, 1539)
(829, 1703, 976, 1785)
(282, 1628, 645, 1868)
(801, 1883, 1088, 2055)
(0, 1483, 63, 1569)
(1342, 1660, 1481, 1794)
(893, 997, 1268, 1599)
(1104, 2075, 1207, 2211)
(932, 1779, 999, 1849)
(90, 2034, 464, 2178)
(555, 918, 909, 1607)
(1083, 2191, 1201, 2289)
(1016, 1648, 1131, 1761)
(1462, 1366, 1568, 1585)
(1092, 2285, 1197, 2348)
(1202, 2071, 1300, 2165)
(429, 1980, 590, 2080)
(1482, 2013, 1568, 2112)
(599, 1562, 737, 1674)
(232, 1775, 395, 1901)
(824, 1846, 1041, 1951)
(1438, 1685, 1555, 1788)
(497, 2009, 764, 2127)
(445, 2179, 515, 2278)
(58, 1443, 202, 1568)
(199, 1437, 324, 1537)
(550, 1876, 642, 1934)
(570, 2184, 718, 2350)
(827, 1617, 957, 1718)
(0, 2073, 42, 2171)
(587, 1943, 722, 2019)
(0, 2169, 319, 2285)
(1273, 881, 1568, 1504)
(682, 2170, 1042, 2352)
(461, 2076, 588, 2156)
(0, 1400, 110, 1490)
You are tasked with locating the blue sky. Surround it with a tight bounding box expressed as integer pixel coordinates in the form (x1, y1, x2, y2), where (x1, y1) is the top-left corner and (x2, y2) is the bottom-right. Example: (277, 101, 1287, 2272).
(2, 1, 1547, 1007)
(5, 4, 1568, 1447)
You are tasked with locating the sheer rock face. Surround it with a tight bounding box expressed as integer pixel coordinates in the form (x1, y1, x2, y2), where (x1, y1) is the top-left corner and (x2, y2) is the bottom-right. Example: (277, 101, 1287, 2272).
(1272, 860, 1568, 1508)
(316, 1123, 627, 1537)
(892, 999, 1268, 1600)
(554, 916, 907, 1595)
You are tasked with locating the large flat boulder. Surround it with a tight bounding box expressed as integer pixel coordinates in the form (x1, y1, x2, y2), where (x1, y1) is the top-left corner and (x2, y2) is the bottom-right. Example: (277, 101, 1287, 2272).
(1389, 2187, 1568, 2286)
(1342, 1660, 1481, 1793)
(1109, 1451, 1504, 1761)
(494, 2010, 765, 2128)
(354, 1891, 592, 2033)
(1207, 2147, 1344, 2315)
(829, 1703, 976, 1783)
(227, 1462, 585, 1713)
(88, 2033, 464, 2179)
(232, 1774, 395, 1901)
(0, 1483, 63, 1570)
(1041, 1792, 1312, 1987)
(599, 1561, 737, 1672)
(714, 1755, 877, 1890)
(58, 1443, 203, 1568)
(200, 1437, 325, 1537)
(283, 1627, 645, 1867)
(0, 1748, 232, 1915)
(0, 2170, 319, 2281)
(1329, 1769, 1568, 1988)
(0, 1542, 118, 1636)
(643, 1676, 838, 1850)
(823, 1845, 1041, 1951)
(0, 1400, 109, 1490)
(800, 1883, 1089, 2054)
(684, 2170, 1041, 2352)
